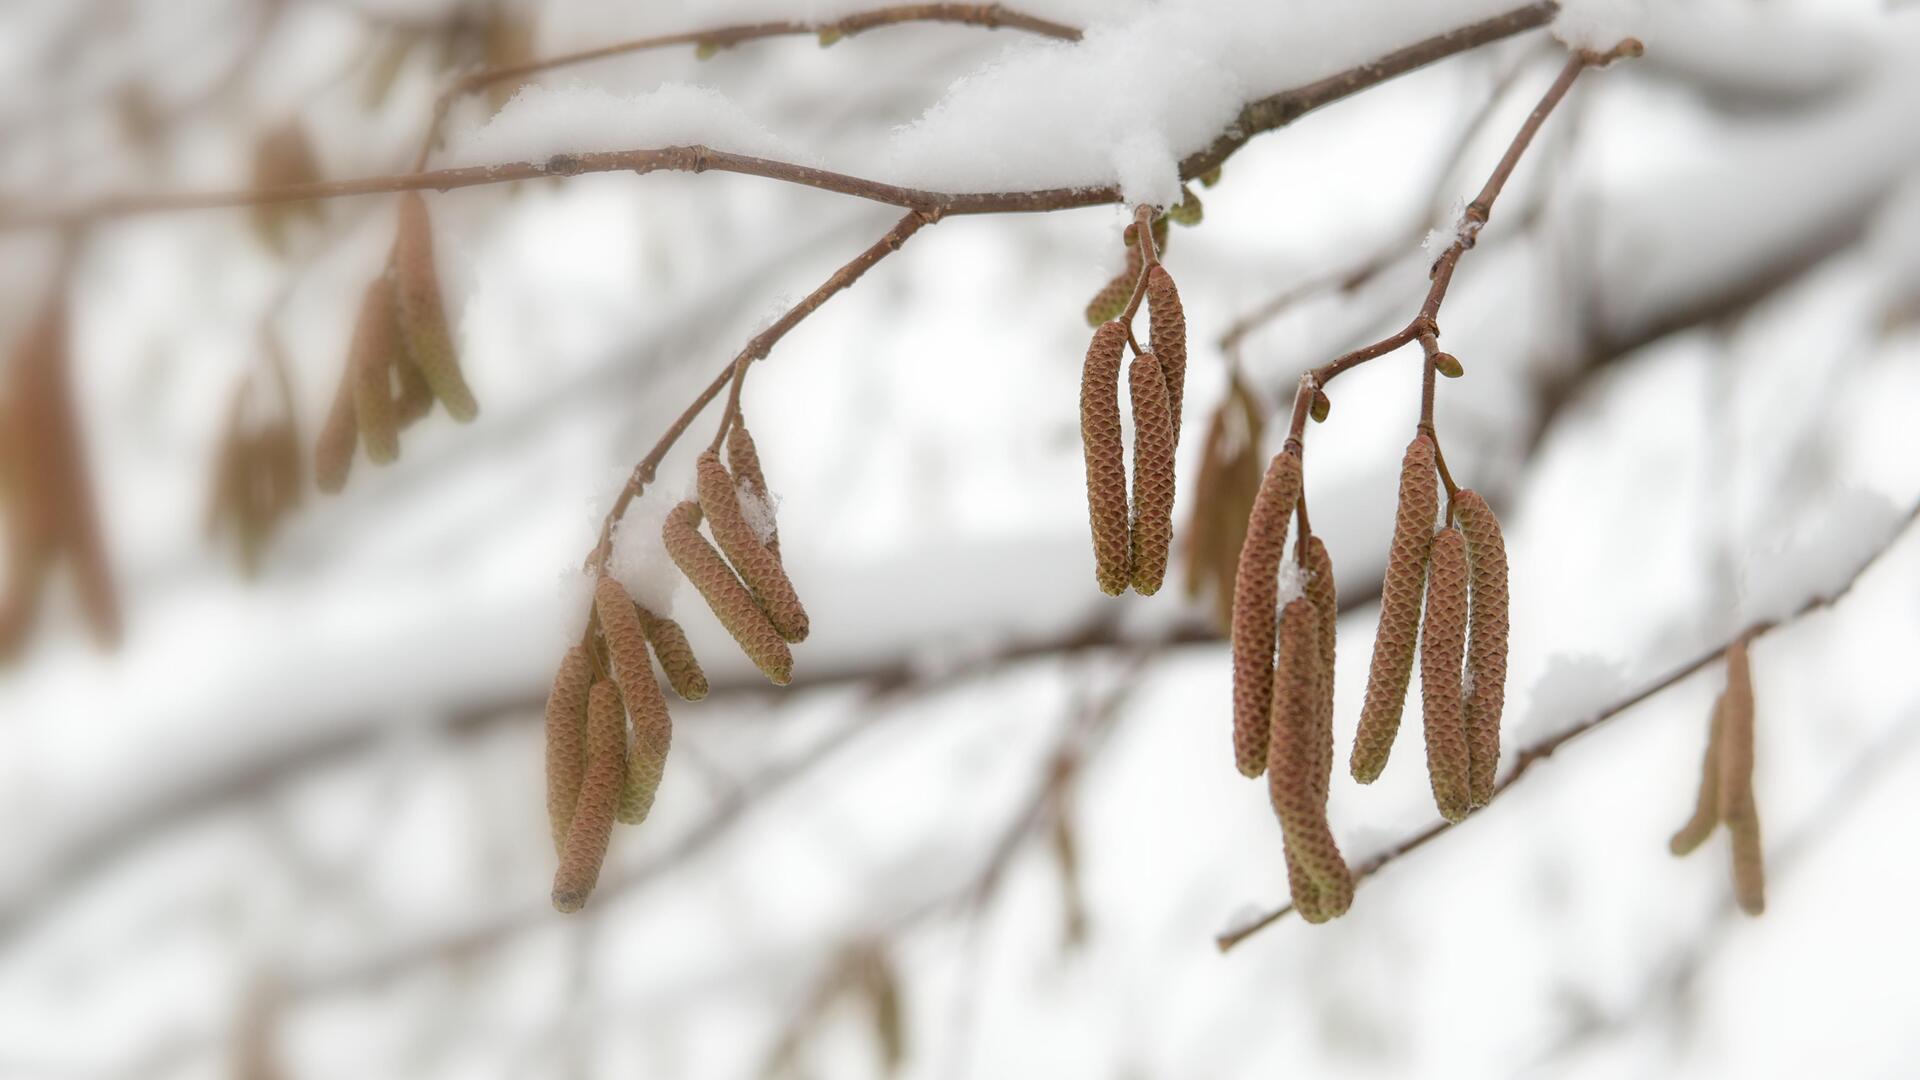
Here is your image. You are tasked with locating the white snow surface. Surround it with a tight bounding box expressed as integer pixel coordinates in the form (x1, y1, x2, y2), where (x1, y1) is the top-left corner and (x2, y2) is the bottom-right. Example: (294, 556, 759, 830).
(605, 487, 684, 615)
(446, 82, 812, 169)
(1739, 489, 1903, 627)
(1513, 653, 1630, 748)
(1551, 0, 1648, 52)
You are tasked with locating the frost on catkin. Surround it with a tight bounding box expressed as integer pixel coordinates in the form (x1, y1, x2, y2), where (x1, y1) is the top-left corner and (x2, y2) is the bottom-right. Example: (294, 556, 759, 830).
(726, 423, 777, 554)
(1421, 527, 1472, 823)
(1144, 266, 1186, 446)
(1669, 693, 1726, 857)
(347, 278, 401, 464)
(1127, 352, 1176, 595)
(1454, 489, 1509, 807)
(696, 451, 808, 642)
(1080, 321, 1130, 595)
(1352, 435, 1438, 784)
(543, 645, 592, 854)
(392, 192, 478, 422)
(663, 501, 793, 685)
(1230, 448, 1301, 778)
(1719, 640, 1765, 916)
(637, 605, 707, 701)
(553, 681, 625, 913)
(1268, 598, 1353, 920)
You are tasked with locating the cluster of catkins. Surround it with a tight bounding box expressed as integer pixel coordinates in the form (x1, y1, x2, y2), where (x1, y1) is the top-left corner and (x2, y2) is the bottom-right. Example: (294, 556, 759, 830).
(1351, 435, 1509, 822)
(205, 338, 302, 576)
(0, 290, 119, 660)
(1080, 223, 1190, 597)
(545, 418, 808, 912)
(314, 192, 478, 492)
(1670, 638, 1765, 916)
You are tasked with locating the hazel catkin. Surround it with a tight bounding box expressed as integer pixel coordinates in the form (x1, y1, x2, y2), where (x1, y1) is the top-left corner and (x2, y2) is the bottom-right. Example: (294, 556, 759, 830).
(637, 605, 708, 701)
(1719, 640, 1765, 916)
(1144, 265, 1186, 446)
(314, 364, 358, 494)
(1454, 489, 1509, 807)
(1268, 597, 1353, 919)
(1420, 526, 1473, 823)
(1230, 447, 1301, 778)
(663, 501, 793, 684)
(543, 645, 592, 854)
(553, 681, 625, 913)
(1080, 321, 1130, 596)
(1669, 692, 1726, 857)
(725, 423, 777, 555)
(347, 278, 401, 464)
(696, 451, 808, 642)
(1128, 352, 1176, 595)
(1352, 435, 1438, 784)
(1303, 534, 1338, 808)
(392, 192, 478, 422)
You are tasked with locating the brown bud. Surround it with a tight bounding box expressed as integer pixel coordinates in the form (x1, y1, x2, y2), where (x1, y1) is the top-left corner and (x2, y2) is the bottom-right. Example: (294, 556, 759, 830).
(543, 645, 593, 854)
(1268, 598, 1353, 918)
(1310, 389, 1331, 423)
(663, 501, 793, 684)
(1128, 352, 1176, 595)
(348, 278, 402, 464)
(552, 681, 625, 912)
(725, 423, 778, 555)
(1081, 321, 1131, 595)
(1433, 352, 1464, 378)
(637, 605, 708, 701)
(1719, 640, 1765, 916)
(392, 192, 478, 422)
(1420, 527, 1472, 822)
(697, 451, 808, 642)
(1166, 186, 1203, 227)
(1669, 693, 1726, 857)
(1230, 448, 1301, 778)
(1454, 490, 1509, 807)
(1352, 435, 1438, 783)
(1145, 266, 1186, 446)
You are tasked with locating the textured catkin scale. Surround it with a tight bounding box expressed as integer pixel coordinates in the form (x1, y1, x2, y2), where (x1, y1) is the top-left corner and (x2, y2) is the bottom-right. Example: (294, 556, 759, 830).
(1719, 641, 1765, 916)
(1230, 448, 1301, 777)
(1080, 321, 1131, 595)
(1670, 693, 1726, 856)
(543, 646, 593, 854)
(553, 682, 625, 913)
(1268, 599, 1353, 917)
(1127, 352, 1176, 595)
(1454, 489, 1509, 806)
(314, 364, 358, 494)
(392, 192, 478, 422)
(636, 606, 708, 701)
(1352, 435, 1438, 784)
(696, 451, 809, 642)
(1421, 527, 1473, 823)
(663, 501, 794, 684)
(348, 279, 401, 464)
(1144, 266, 1187, 446)
(1303, 535, 1338, 806)
(593, 581, 675, 826)
(725, 424, 777, 555)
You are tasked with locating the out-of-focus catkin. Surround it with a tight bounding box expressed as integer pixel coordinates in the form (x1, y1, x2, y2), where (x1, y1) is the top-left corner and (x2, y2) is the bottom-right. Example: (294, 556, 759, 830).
(543, 646, 592, 854)
(1421, 527, 1472, 822)
(1128, 352, 1176, 595)
(392, 192, 478, 422)
(1182, 380, 1263, 632)
(1669, 693, 1726, 857)
(663, 501, 793, 684)
(1454, 489, 1508, 807)
(347, 279, 401, 464)
(1267, 598, 1353, 920)
(314, 365, 357, 494)
(1080, 321, 1130, 596)
(637, 606, 707, 701)
(726, 423, 777, 555)
(1352, 435, 1438, 784)
(1230, 448, 1301, 778)
(1719, 640, 1765, 916)
(553, 681, 625, 913)
(696, 451, 808, 642)
(1145, 266, 1187, 446)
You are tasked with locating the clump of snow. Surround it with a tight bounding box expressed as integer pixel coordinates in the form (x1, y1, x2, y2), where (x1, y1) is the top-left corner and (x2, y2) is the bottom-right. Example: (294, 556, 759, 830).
(444, 82, 812, 170)
(1551, 0, 1648, 53)
(548, 564, 598, 650)
(1110, 131, 1182, 211)
(1274, 557, 1307, 610)
(1512, 653, 1629, 748)
(736, 480, 780, 546)
(605, 487, 683, 615)
(1422, 199, 1468, 256)
(1738, 489, 1903, 626)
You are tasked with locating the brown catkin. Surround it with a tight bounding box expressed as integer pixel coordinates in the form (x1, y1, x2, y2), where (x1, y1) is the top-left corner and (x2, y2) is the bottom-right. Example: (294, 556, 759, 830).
(1454, 489, 1509, 807)
(1230, 448, 1301, 778)
(543, 645, 593, 854)
(1303, 535, 1338, 807)
(593, 577, 677, 823)
(636, 606, 708, 701)
(1719, 640, 1765, 916)
(662, 501, 793, 684)
(393, 349, 434, 426)
(553, 681, 625, 913)
(1128, 352, 1176, 595)
(1080, 321, 1130, 595)
(1421, 527, 1473, 822)
(725, 423, 777, 555)
(1352, 435, 1438, 784)
(1268, 598, 1353, 919)
(392, 192, 478, 422)
(348, 279, 401, 464)
(314, 363, 358, 494)
(1144, 266, 1186, 446)
(696, 451, 808, 643)
(1669, 692, 1726, 857)
(1084, 226, 1145, 327)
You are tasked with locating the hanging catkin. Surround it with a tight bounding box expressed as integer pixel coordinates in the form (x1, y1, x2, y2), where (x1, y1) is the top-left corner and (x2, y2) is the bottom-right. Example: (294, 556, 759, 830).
(1268, 598, 1353, 920)
(1080, 321, 1130, 596)
(663, 500, 793, 685)
(1303, 535, 1338, 808)
(1421, 527, 1473, 822)
(696, 450, 808, 642)
(1144, 266, 1186, 446)
(543, 645, 592, 854)
(314, 365, 358, 494)
(636, 605, 708, 701)
(1128, 352, 1176, 595)
(1352, 435, 1438, 783)
(347, 279, 401, 464)
(1669, 692, 1726, 857)
(1454, 489, 1508, 807)
(594, 577, 676, 824)
(1719, 640, 1765, 916)
(392, 192, 478, 422)
(1230, 447, 1301, 778)
(726, 423, 778, 555)
(1182, 379, 1263, 632)
(552, 681, 625, 913)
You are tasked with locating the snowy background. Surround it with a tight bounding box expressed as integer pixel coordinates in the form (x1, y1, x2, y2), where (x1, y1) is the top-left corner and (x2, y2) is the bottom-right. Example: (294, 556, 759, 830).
(3, 0, 1920, 1077)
